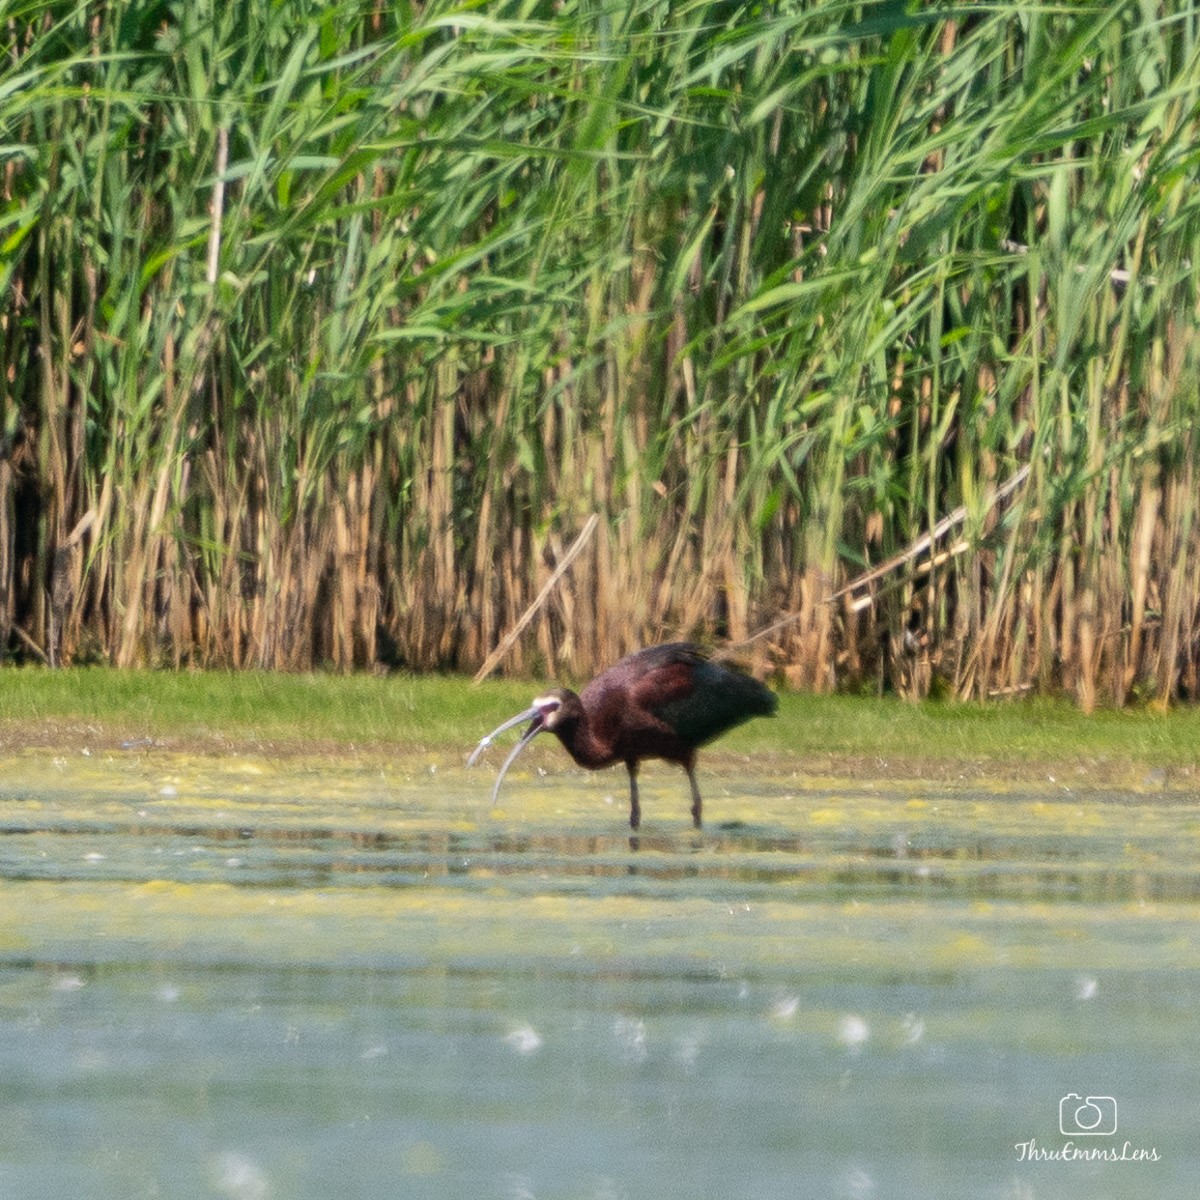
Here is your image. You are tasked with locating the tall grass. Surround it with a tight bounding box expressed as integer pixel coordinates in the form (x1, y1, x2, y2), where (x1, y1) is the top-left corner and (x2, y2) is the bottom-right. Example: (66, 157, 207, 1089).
(2, 0, 1199, 706)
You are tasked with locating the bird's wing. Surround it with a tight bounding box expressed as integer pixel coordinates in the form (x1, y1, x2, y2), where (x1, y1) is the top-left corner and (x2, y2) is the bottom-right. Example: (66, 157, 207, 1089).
(622, 650, 705, 744)
(629, 660, 696, 714)
(644, 654, 775, 748)
(572, 645, 701, 750)
(625, 645, 705, 712)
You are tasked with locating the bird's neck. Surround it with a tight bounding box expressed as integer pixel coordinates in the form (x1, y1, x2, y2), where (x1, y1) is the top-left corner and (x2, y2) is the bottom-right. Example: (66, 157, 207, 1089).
(552, 713, 615, 769)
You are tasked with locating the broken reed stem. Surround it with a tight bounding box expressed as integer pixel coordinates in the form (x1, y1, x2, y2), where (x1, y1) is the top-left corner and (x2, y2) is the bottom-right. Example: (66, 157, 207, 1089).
(847, 541, 972, 614)
(738, 465, 1032, 644)
(826, 466, 1031, 604)
(473, 514, 600, 684)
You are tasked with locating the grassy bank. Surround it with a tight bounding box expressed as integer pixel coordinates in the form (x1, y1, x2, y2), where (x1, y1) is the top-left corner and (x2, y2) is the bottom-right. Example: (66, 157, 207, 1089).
(2, 667, 1198, 780)
(4, 1, 1200, 705)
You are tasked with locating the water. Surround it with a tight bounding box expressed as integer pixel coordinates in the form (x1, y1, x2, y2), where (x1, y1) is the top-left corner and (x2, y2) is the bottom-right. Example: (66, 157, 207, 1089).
(0, 746, 1197, 1198)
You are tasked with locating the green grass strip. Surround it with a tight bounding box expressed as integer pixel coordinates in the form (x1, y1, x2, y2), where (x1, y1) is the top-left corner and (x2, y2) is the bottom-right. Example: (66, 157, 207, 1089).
(1, 667, 1197, 777)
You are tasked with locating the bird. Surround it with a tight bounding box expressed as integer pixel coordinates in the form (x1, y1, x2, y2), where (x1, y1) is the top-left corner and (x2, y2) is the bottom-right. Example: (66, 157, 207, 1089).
(467, 642, 777, 829)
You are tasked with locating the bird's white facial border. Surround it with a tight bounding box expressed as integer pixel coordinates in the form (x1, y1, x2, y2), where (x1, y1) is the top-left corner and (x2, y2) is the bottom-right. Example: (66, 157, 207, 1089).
(532, 693, 563, 728)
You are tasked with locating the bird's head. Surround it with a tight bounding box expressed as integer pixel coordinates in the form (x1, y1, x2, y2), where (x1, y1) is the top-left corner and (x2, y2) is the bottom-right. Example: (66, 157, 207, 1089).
(466, 689, 579, 804)
(528, 688, 578, 731)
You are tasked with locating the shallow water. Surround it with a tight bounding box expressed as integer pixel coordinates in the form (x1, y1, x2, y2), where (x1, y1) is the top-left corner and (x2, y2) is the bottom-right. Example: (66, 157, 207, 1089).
(1, 746, 1198, 1198)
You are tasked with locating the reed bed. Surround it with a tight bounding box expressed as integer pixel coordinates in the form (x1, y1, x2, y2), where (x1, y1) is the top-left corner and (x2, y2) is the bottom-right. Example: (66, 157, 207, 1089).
(2, 0, 1199, 706)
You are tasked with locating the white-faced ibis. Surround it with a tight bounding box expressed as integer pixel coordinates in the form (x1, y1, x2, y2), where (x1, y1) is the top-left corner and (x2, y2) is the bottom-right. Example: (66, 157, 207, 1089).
(467, 642, 777, 829)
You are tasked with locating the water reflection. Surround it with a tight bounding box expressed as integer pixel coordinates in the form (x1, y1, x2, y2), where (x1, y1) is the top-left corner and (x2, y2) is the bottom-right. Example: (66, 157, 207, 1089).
(0, 753, 1198, 1198)
(3, 813, 1199, 904)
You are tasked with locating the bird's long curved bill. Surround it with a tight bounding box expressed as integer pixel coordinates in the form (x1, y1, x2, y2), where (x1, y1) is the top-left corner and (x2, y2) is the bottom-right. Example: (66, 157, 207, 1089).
(467, 706, 546, 805)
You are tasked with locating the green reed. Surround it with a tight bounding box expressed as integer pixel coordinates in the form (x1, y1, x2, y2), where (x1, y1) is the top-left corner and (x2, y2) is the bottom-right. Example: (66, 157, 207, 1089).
(2, 1, 1198, 705)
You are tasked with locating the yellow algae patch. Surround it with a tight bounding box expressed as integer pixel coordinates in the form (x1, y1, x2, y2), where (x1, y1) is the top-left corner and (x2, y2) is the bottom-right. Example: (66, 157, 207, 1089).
(808, 808, 843, 825)
(224, 761, 268, 776)
(134, 879, 188, 896)
(2, 875, 1200, 975)
(933, 933, 996, 967)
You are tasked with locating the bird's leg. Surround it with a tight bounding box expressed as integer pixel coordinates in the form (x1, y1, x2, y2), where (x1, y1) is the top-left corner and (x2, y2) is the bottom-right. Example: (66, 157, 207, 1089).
(685, 757, 702, 828)
(626, 761, 640, 830)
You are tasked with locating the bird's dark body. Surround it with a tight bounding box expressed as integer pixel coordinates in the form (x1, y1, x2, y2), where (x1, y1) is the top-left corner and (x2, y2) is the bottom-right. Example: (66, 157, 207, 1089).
(470, 642, 777, 830)
(566, 643, 775, 768)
